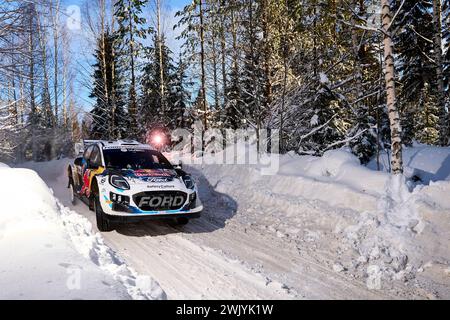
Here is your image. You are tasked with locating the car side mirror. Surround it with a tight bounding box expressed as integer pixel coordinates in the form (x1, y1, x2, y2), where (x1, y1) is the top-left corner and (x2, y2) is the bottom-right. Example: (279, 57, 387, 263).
(74, 157, 83, 166)
(174, 160, 183, 170)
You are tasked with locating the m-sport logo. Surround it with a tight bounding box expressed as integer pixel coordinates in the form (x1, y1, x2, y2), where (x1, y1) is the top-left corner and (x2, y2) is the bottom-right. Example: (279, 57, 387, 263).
(145, 177, 172, 183)
(138, 195, 185, 208)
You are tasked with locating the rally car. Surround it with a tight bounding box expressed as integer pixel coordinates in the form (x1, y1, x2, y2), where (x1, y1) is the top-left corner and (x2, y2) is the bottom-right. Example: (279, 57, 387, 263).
(67, 140, 203, 231)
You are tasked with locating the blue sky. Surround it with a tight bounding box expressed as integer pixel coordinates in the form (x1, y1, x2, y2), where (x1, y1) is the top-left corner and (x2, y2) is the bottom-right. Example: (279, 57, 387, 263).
(61, 0, 191, 116)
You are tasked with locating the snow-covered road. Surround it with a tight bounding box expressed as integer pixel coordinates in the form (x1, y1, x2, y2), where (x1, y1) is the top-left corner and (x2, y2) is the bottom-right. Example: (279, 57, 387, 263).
(22, 152, 450, 300)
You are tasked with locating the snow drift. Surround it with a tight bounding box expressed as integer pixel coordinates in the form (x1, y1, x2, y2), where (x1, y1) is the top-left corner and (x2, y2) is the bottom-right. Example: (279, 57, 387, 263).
(368, 143, 450, 183)
(170, 145, 450, 298)
(0, 164, 166, 300)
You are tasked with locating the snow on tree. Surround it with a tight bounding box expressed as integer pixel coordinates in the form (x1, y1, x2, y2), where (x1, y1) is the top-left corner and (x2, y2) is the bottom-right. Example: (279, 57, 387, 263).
(90, 29, 127, 140)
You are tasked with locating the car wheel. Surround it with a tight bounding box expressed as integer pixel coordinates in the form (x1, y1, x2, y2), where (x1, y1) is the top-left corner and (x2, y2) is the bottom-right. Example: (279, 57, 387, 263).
(94, 195, 113, 232)
(69, 183, 77, 205)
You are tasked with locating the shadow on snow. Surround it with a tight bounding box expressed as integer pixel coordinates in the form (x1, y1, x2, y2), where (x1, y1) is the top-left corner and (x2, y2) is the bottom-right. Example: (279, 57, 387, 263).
(114, 166, 238, 237)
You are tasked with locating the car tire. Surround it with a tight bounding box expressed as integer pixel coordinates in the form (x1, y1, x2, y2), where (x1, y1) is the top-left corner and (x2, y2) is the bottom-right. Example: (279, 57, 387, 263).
(69, 181, 78, 206)
(94, 195, 113, 232)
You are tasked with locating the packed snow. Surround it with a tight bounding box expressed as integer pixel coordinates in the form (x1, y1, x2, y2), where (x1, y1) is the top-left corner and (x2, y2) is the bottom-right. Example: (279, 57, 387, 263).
(0, 164, 165, 300)
(6, 144, 450, 299)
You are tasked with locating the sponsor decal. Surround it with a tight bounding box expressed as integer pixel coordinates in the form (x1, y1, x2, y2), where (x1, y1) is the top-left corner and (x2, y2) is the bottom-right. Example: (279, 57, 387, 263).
(146, 185, 176, 189)
(138, 195, 185, 208)
(133, 169, 173, 177)
(80, 166, 106, 197)
(145, 177, 173, 183)
(80, 169, 91, 196)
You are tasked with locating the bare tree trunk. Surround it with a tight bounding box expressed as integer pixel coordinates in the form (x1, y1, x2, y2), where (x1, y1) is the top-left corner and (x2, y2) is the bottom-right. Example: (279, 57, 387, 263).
(28, 3, 37, 161)
(51, 0, 60, 125)
(128, 0, 138, 136)
(9, 34, 19, 125)
(279, 1, 289, 153)
(37, 9, 54, 127)
(351, 20, 363, 109)
(157, 0, 166, 116)
(219, 0, 227, 108)
(211, 19, 219, 109)
(381, 0, 403, 174)
(100, 0, 110, 137)
(433, 0, 447, 145)
(312, 0, 318, 78)
(110, 1, 117, 138)
(199, 0, 207, 130)
(61, 26, 70, 129)
(262, 0, 272, 108)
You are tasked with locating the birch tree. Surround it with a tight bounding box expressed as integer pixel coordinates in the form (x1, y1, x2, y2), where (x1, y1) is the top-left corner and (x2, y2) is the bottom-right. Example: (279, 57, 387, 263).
(433, 0, 447, 145)
(381, 0, 403, 174)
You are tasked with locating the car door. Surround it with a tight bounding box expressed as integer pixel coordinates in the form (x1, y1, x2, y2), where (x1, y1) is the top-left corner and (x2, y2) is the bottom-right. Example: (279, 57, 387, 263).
(81, 146, 105, 197)
(80, 146, 95, 196)
(73, 145, 93, 190)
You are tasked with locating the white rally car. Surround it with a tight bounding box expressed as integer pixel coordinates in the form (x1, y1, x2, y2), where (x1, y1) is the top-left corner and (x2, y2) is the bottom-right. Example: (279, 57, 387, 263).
(68, 140, 203, 231)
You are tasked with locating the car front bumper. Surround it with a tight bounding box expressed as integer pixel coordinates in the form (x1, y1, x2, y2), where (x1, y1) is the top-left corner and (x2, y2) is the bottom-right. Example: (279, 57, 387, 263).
(104, 209, 202, 223)
(101, 195, 203, 221)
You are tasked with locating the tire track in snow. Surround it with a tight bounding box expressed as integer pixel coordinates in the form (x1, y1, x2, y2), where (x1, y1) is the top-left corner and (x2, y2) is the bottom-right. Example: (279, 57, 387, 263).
(36, 161, 296, 299)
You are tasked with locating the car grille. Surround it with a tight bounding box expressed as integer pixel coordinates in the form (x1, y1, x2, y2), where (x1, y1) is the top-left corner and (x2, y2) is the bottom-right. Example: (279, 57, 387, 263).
(133, 191, 187, 211)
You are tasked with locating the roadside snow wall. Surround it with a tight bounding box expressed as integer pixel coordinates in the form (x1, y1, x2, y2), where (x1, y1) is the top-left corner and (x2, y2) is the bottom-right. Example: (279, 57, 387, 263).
(0, 164, 166, 300)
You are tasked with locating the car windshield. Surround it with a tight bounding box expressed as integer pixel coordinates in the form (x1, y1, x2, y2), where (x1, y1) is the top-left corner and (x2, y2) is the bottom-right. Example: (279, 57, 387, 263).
(103, 149, 173, 170)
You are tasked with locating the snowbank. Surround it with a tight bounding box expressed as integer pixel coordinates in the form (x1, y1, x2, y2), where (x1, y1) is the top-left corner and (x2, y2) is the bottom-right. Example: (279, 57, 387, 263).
(173, 145, 449, 297)
(368, 143, 450, 183)
(171, 147, 390, 212)
(0, 164, 166, 300)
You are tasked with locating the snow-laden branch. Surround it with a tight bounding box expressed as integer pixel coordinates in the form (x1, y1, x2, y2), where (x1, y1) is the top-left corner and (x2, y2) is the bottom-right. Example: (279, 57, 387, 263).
(324, 128, 370, 151)
(298, 114, 338, 146)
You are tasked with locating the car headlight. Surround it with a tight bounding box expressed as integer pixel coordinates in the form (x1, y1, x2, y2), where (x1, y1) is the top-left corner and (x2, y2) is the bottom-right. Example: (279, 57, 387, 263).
(110, 175, 130, 190)
(182, 175, 195, 189)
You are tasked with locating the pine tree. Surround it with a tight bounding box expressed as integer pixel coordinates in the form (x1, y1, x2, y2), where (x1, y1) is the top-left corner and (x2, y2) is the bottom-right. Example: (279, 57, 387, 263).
(90, 29, 127, 140)
(394, 0, 434, 90)
(114, 0, 150, 139)
(168, 56, 191, 129)
(140, 34, 175, 130)
(175, 0, 209, 130)
(347, 0, 379, 163)
(415, 83, 440, 144)
(237, 0, 267, 131)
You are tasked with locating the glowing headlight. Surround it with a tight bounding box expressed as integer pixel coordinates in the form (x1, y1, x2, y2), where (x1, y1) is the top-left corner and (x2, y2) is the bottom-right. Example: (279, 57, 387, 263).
(110, 175, 130, 190)
(152, 134, 163, 145)
(183, 175, 195, 189)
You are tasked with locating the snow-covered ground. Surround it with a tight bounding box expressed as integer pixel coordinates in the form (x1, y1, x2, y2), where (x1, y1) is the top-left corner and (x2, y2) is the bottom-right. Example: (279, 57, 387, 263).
(0, 164, 165, 300)
(9, 144, 450, 299)
(368, 143, 450, 184)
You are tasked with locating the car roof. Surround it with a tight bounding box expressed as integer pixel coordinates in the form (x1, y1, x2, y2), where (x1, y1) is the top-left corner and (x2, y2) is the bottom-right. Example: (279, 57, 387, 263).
(83, 140, 155, 151)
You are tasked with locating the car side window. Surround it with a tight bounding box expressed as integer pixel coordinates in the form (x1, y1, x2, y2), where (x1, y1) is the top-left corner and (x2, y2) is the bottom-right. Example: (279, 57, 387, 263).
(90, 147, 102, 167)
(83, 146, 93, 160)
